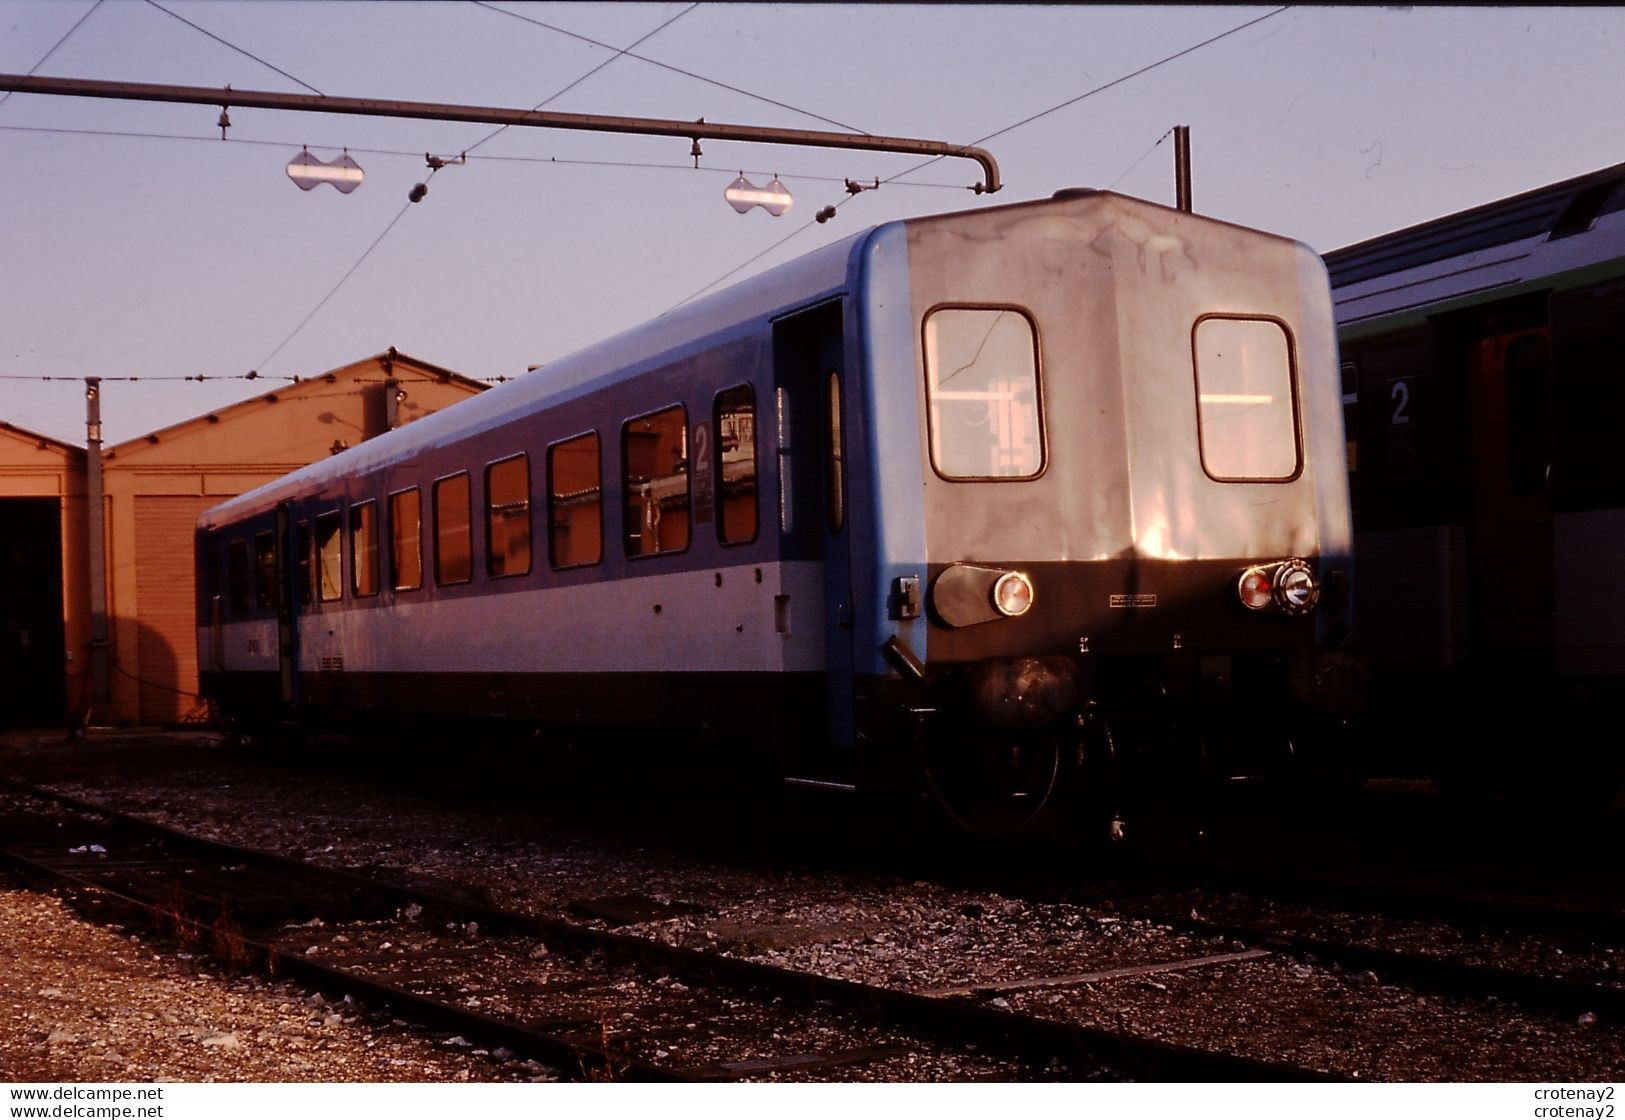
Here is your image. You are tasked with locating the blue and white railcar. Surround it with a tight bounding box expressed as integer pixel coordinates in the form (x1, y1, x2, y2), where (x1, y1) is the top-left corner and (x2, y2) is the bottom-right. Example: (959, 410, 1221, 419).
(198, 189, 1352, 828)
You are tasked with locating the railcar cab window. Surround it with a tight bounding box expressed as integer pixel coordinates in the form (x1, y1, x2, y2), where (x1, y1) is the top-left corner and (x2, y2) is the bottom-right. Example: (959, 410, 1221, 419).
(253, 532, 278, 612)
(434, 473, 473, 585)
(922, 307, 1044, 480)
(389, 488, 422, 591)
(350, 500, 380, 598)
(548, 433, 602, 569)
(315, 512, 343, 603)
(1193, 315, 1302, 482)
(623, 406, 690, 557)
(714, 386, 758, 544)
(485, 454, 532, 578)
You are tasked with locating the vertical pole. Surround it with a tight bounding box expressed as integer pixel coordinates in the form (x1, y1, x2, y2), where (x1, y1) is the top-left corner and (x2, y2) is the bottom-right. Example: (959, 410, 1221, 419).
(1174, 125, 1193, 213)
(382, 346, 400, 431)
(84, 377, 110, 723)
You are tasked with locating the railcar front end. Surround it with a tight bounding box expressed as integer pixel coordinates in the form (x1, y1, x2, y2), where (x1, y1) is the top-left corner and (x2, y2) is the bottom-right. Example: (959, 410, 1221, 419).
(841, 191, 1355, 829)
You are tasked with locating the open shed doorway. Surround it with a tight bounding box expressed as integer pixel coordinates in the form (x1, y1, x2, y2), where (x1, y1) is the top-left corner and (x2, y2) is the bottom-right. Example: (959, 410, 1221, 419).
(0, 498, 67, 727)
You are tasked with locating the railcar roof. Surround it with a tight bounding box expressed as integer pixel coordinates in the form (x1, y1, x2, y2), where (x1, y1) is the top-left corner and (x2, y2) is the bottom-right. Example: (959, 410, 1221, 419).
(1325, 160, 1625, 287)
(1325, 160, 1625, 327)
(201, 226, 872, 527)
(201, 189, 1303, 529)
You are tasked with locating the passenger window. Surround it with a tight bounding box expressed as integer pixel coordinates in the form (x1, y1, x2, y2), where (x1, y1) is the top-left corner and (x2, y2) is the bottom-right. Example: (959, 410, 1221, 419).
(623, 406, 690, 557)
(486, 455, 532, 578)
(1193, 316, 1301, 481)
(296, 521, 313, 608)
(548, 433, 602, 569)
(715, 386, 758, 544)
(350, 500, 380, 597)
(227, 539, 250, 616)
(315, 511, 343, 602)
(253, 532, 278, 612)
(434, 473, 472, 585)
(775, 387, 793, 535)
(390, 488, 422, 591)
(923, 307, 1044, 480)
(825, 371, 845, 533)
(204, 546, 220, 605)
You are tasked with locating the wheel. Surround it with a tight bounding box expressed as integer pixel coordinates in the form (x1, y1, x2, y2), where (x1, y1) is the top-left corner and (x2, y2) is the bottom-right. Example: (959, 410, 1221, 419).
(919, 722, 1064, 836)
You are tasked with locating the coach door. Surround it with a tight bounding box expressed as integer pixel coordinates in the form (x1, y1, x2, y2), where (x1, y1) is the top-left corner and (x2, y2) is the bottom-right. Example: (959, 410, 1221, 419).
(276, 503, 300, 707)
(773, 302, 857, 778)
(1467, 328, 1555, 667)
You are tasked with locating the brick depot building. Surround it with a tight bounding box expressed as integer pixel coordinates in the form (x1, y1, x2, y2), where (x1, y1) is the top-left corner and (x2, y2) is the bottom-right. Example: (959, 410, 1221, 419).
(0, 350, 486, 728)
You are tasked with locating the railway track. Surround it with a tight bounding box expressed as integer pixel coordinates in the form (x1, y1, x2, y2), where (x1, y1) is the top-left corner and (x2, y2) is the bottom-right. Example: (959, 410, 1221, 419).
(1108, 890, 1625, 1023)
(0, 779, 1337, 1083)
(4, 734, 1619, 1081)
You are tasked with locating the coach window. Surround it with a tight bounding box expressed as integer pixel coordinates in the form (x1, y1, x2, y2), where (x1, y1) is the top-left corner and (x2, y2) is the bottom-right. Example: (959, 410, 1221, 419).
(204, 546, 220, 607)
(350, 500, 380, 597)
(390, 488, 422, 591)
(434, 473, 473, 584)
(486, 454, 532, 578)
(715, 387, 758, 544)
(253, 531, 278, 612)
(315, 511, 343, 602)
(1193, 315, 1301, 481)
(623, 405, 690, 557)
(296, 521, 313, 607)
(548, 433, 602, 569)
(825, 372, 846, 532)
(923, 307, 1044, 480)
(227, 539, 250, 616)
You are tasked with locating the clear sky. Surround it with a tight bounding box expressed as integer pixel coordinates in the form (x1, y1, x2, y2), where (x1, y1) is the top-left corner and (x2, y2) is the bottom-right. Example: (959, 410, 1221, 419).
(2, 3, 1621, 446)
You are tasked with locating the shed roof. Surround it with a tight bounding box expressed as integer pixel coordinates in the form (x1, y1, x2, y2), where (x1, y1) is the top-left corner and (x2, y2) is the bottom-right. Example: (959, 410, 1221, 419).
(0, 419, 87, 462)
(103, 348, 487, 461)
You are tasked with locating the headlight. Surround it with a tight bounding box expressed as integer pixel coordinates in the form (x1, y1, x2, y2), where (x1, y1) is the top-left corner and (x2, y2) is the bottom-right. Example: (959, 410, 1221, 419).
(1236, 558, 1320, 615)
(1274, 559, 1321, 614)
(1238, 566, 1275, 611)
(992, 571, 1035, 617)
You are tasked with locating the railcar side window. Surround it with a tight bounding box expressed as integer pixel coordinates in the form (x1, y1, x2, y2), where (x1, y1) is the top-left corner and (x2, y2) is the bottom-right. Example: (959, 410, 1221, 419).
(923, 307, 1044, 480)
(227, 539, 250, 616)
(715, 387, 757, 544)
(350, 500, 380, 598)
(389, 488, 422, 591)
(296, 521, 313, 607)
(315, 511, 343, 602)
(623, 406, 690, 557)
(434, 473, 473, 585)
(549, 434, 602, 569)
(825, 371, 846, 532)
(1193, 316, 1302, 482)
(253, 532, 278, 612)
(486, 455, 532, 578)
(775, 387, 793, 535)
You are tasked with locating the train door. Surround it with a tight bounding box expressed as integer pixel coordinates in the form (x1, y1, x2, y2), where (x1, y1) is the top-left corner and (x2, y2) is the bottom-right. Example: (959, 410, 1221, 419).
(1467, 328, 1555, 667)
(772, 302, 856, 778)
(276, 503, 300, 708)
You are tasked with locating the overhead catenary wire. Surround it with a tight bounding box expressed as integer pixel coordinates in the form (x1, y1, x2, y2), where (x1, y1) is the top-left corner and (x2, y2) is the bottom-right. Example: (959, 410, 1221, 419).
(0, 0, 103, 112)
(1108, 127, 1177, 191)
(460, 3, 699, 157)
(141, 0, 325, 96)
(473, 0, 869, 136)
(666, 7, 1292, 312)
(249, 3, 699, 377)
(0, 123, 972, 190)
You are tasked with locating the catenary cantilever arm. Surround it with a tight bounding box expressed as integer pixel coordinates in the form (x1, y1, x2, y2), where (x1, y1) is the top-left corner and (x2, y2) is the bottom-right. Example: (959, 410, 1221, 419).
(0, 73, 1002, 195)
